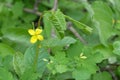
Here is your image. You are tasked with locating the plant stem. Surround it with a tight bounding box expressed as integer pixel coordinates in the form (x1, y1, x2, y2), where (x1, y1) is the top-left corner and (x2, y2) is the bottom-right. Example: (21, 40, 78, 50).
(33, 42, 40, 72)
(47, 73, 51, 80)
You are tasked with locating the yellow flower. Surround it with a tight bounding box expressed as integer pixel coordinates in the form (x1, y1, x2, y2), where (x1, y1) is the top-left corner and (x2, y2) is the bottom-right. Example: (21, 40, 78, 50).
(28, 28, 44, 43)
(80, 53, 87, 59)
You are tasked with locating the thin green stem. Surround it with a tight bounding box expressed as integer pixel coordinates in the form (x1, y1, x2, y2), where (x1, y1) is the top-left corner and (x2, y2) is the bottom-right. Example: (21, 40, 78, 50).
(38, 15, 43, 28)
(47, 73, 52, 80)
(33, 42, 40, 72)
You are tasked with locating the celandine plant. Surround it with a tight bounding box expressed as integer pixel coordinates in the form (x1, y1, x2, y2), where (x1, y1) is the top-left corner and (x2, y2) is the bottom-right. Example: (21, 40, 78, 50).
(1, 0, 120, 80)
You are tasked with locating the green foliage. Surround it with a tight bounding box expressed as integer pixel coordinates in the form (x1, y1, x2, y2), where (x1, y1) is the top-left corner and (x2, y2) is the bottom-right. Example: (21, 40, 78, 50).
(0, 0, 120, 80)
(47, 52, 69, 74)
(92, 71, 112, 80)
(13, 52, 25, 76)
(72, 69, 91, 80)
(92, 1, 115, 46)
(43, 12, 53, 38)
(24, 44, 49, 75)
(0, 67, 14, 80)
(42, 36, 76, 47)
(113, 41, 120, 55)
(2, 28, 31, 52)
(12, 1, 24, 18)
(0, 43, 15, 57)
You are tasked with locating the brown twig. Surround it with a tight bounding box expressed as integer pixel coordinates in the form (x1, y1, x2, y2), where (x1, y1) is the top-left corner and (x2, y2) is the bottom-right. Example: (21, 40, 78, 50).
(108, 69, 118, 80)
(23, 8, 42, 16)
(52, 0, 58, 11)
(67, 22, 87, 45)
(25, 0, 42, 15)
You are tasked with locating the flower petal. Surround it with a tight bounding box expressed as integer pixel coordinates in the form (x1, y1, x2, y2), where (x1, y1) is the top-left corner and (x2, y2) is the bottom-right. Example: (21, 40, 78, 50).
(28, 29, 35, 35)
(37, 35, 44, 41)
(30, 36, 37, 43)
(35, 28, 42, 35)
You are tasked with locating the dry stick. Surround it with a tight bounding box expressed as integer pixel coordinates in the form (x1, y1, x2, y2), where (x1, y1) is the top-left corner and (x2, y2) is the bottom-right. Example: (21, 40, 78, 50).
(108, 70, 118, 80)
(52, 0, 58, 11)
(23, 8, 42, 16)
(67, 22, 87, 45)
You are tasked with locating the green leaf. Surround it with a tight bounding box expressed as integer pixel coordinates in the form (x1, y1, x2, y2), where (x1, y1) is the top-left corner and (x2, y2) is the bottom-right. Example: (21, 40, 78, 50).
(13, 52, 25, 76)
(54, 52, 69, 64)
(22, 14, 36, 23)
(24, 44, 49, 77)
(12, 1, 24, 18)
(92, 71, 112, 80)
(93, 45, 113, 59)
(91, 52, 104, 63)
(5, 0, 13, 3)
(2, 55, 13, 70)
(0, 43, 15, 57)
(60, 37, 76, 46)
(113, 41, 120, 55)
(72, 59, 98, 80)
(110, 0, 120, 12)
(72, 56, 98, 80)
(66, 41, 83, 58)
(92, 1, 115, 46)
(81, 61, 98, 75)
(72, 69, 91, 80)
(2, 27, 31, 52)
(21, 68, 39, 80)
(56, 72, 73, 80)
(43, 12, 53, 38)
(55, 64, 68, 73)
(65, 15, 93, 34)
(47, 52, 69, 74)
(42, 36, 76, 47)
(2, 28, 29, 44)
(0, 3, 4, 13)
(0, 67, 14, 80)
(49, 9, 66, 37)
(0, 57, 2, 67)
(50, 9, 66, 31)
